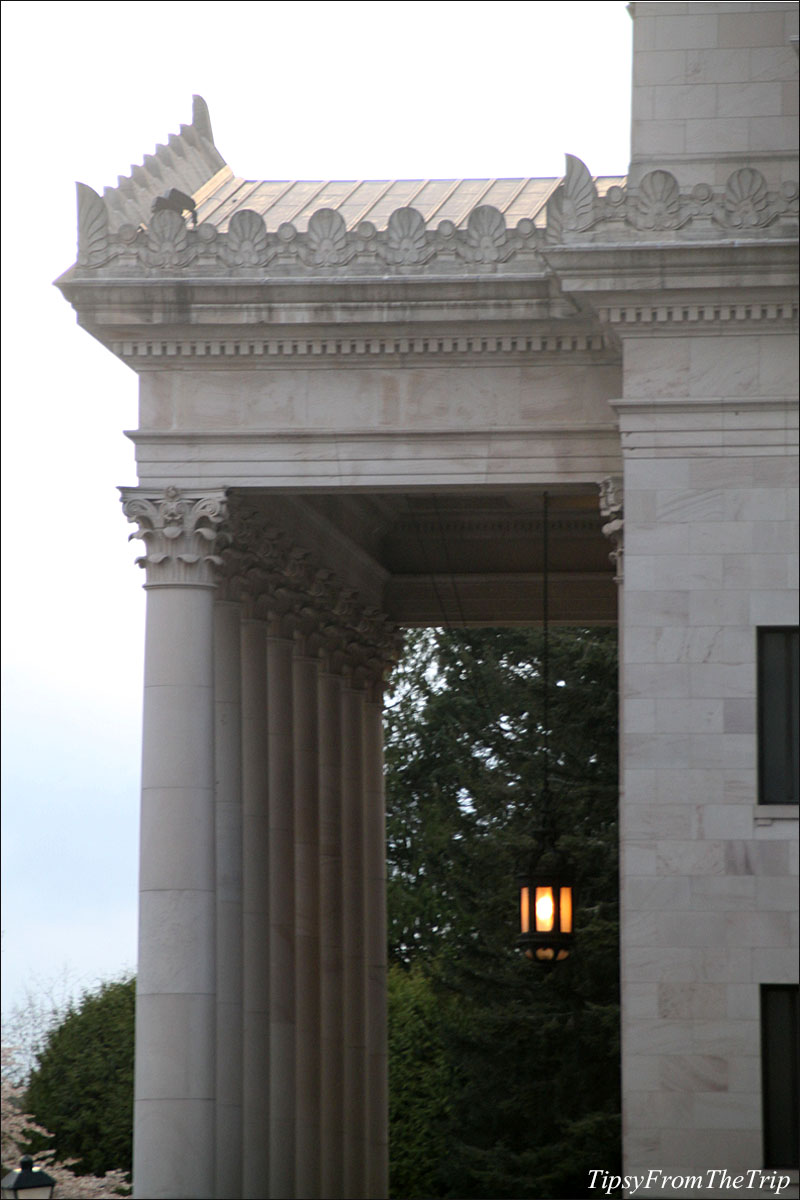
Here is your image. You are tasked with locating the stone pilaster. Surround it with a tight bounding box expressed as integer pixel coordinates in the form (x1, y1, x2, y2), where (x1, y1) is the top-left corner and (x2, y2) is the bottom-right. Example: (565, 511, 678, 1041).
(120, 486, 228, 1200)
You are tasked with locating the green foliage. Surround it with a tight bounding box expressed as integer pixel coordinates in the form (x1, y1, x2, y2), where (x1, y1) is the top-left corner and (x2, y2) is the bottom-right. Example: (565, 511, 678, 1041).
(385, 627, 620, 1198)
(24, 976, 134, 1178)
(388, 964, 453, 1200)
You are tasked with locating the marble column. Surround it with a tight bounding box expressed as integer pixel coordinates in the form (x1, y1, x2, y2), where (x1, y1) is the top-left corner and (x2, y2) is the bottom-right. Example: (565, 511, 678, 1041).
(121, 487, 228, 1200)
(341, 676, 368, 1199)
(318, 662, 345, 1199)
(267, 618, 296, 1198)
(293, 639, 322, 1199)
(364, 680, 389, 1200)
(240, 612, 270, 1198)
(213, 599, 243, 1200)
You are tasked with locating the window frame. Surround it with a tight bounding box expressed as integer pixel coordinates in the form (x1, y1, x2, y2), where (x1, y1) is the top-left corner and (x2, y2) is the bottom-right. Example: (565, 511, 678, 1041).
(761, 983, 800, 1169)
(757, 626, 799, 806)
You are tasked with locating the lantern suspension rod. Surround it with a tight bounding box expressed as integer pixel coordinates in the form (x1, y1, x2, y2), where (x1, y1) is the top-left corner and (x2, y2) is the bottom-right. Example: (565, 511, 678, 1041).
(542, 491, 551, 818)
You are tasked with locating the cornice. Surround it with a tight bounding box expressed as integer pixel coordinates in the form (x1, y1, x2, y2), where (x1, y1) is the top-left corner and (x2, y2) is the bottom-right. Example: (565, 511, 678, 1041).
(58, 151, 798, 359)
(126, 424, 620, 443)
(612, 395, 798, 411)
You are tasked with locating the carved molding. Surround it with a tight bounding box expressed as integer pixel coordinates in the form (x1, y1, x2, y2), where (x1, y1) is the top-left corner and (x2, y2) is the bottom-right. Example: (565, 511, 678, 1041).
(120, 488, 400, 675)
(120, 485, 229, 586)
(97, 95, 226, 232)
(72, 190, 547, 277)
(596, 301, 798, 329)
(598, 477, 624, 585)
(109, 331, 615, 363)
(72, 158, 797, 286)
(546, 158, 798, 242)
(226, 503, 401, 679)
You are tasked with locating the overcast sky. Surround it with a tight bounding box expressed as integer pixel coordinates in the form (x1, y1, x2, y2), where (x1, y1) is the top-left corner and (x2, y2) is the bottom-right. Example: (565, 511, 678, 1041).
(0, 0, 632, 1020)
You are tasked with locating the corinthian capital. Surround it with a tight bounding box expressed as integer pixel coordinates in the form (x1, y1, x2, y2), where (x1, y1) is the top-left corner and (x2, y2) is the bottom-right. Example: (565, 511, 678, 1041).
(120, 485, 229, 586)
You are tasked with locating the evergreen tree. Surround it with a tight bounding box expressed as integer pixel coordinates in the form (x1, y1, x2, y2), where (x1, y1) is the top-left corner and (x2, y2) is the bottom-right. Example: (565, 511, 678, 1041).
(385, 627, 620, 1199)
(24, 976, 134, 1178)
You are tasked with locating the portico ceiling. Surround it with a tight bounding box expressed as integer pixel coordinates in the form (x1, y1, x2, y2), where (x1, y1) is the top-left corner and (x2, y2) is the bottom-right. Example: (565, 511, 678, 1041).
(237, 486, 617, 627)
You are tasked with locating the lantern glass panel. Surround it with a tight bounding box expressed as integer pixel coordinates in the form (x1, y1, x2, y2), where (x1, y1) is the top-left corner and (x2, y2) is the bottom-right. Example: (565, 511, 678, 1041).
(560, 885, 573, 933)
(1, 1188, 54, 1199)
(534, 886, 555, 932)
(520, 885, 530, 934)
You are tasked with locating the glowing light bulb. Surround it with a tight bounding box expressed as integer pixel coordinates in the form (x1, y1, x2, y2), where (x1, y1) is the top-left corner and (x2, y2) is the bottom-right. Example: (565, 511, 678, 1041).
(534, 887, 555, 931)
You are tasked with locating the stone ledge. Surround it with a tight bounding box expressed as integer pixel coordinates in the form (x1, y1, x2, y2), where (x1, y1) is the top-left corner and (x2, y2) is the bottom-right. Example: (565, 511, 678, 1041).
(753, 804, 799, 824)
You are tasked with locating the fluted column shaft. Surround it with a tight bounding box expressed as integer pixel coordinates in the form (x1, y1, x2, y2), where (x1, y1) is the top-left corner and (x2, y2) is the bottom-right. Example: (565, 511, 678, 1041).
(342, 678, 368, 1199)
(318, 666, 345, 1198)
(267, 624, 296, 1198)
(294, 646, 322, 1199)
(241, 617, 270, 1198)
(124, 490, 395, 1200)
(214, 600, 243, 1200)
(364, 682, 389, 1200)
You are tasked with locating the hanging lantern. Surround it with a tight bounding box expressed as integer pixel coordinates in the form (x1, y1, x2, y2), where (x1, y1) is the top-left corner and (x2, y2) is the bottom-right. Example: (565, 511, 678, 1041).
(516, 491, 575, 965)
(1, 1157, 56, 1200)
(518, 845, 574, 964)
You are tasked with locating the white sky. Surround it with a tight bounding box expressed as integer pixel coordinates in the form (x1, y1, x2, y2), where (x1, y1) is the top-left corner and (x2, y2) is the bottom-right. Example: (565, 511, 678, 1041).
(0, 0, 633, 1018)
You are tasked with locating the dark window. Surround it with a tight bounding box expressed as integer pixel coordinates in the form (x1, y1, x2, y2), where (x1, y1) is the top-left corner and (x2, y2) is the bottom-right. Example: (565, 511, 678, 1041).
(758, 627, 799, 805)
(761, 985, 799, 1168)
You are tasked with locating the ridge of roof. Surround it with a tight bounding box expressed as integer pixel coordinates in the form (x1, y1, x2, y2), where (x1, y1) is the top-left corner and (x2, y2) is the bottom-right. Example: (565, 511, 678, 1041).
(101, 95, 227, 231)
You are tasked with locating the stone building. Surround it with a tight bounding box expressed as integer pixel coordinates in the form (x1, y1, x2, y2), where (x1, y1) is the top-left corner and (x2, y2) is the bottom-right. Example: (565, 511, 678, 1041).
(57, 3, 798, 1198)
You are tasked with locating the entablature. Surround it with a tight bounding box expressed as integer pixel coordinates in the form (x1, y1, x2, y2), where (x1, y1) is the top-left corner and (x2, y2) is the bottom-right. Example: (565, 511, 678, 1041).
(56, 99, 797, 367)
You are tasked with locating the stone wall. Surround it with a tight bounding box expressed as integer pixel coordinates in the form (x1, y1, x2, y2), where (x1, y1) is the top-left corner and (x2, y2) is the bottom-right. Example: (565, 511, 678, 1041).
(630, 1, 799, 188)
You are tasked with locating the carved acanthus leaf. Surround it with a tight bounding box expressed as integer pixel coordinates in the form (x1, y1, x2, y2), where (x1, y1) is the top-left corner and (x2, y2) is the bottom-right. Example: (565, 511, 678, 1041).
(77, 183, 112, 266)
(222, 504, 398, 675)
(547, 154, 597, 238)
(598, 477, 624, 584)
(121, 485, 229, 585)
